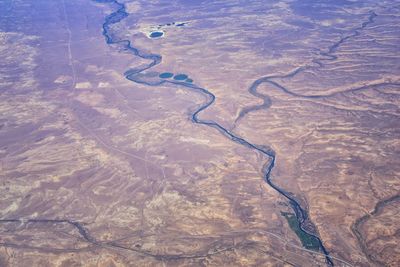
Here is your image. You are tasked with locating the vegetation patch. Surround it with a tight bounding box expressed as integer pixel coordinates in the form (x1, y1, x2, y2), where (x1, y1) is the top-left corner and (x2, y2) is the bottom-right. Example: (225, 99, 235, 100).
(281, 212, 320, 251)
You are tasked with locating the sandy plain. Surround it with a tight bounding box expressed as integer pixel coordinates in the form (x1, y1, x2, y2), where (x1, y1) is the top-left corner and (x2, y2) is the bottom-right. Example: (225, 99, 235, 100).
(0, 0, 399, 266)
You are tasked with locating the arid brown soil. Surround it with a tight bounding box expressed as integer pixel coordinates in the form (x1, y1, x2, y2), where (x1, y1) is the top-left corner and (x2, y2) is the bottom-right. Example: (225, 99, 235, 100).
(0, 0, 399, 266)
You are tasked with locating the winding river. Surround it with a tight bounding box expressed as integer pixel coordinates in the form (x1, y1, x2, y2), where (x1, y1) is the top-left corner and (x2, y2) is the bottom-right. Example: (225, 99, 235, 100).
(0, 1, 397, 265)
(95, 0, 336, 265)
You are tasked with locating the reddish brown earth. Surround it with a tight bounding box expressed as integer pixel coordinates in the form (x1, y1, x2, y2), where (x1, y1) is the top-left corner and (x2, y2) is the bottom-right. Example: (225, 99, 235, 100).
(0, 0, 399, 266)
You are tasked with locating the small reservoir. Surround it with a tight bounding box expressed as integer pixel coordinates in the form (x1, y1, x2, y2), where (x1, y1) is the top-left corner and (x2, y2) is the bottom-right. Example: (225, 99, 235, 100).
(159, 72, 174, 78)
(149, 31, 164, 38)
(173, 74, 188, 81)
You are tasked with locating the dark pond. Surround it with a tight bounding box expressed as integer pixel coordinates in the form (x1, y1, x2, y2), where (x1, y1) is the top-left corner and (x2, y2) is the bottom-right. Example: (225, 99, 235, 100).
(159, 72, 174, 78)
(173, 74, 188, 80)
(150, 31, 163, 38)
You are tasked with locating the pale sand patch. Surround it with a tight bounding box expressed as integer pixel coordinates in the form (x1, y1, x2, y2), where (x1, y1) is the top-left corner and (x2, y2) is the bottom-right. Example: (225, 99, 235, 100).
(320, 19, 345, 27)
(126, 2, 141, 13)
(85, 64, 102, 72)
(2, 202, 19, 216)
(94, 107, 122, 119)
(98, 82, 110, 88)
(54, 75, 70, 84)
(179, 136, 210, 145)
(76, 91, 104, 106)
(75, 82, 91, 89)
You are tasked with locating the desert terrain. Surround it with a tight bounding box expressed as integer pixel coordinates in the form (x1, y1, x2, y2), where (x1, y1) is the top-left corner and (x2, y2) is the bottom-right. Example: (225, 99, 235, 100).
(0, 0, 399, 266)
